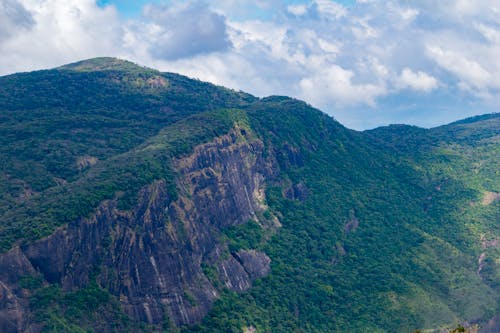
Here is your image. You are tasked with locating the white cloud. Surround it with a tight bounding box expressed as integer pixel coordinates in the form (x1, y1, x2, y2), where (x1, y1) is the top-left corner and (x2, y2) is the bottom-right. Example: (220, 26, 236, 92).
(143, 2, 232, 60)
(211, 0, 281, 19)
(426, 45, 492, 91)
(314, 0, 347, 19)
(398, 68, 438, 92)
(299, 63, 386, 107)
(287, 4, 308, 17)
(318, 38, 340, 55)
(405, 0, 500, 22)
(351, 16, 379, 40)
(399, 7, 419, 22)
(0, 0, 122, 74)
(476, 23, 500, 44)
(0, 0, 34, 42)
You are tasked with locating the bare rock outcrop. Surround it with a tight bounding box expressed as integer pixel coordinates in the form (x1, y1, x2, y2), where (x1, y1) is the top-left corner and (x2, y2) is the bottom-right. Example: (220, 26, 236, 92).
(217, 250, 271, 292)
(0, 127, 277, 331)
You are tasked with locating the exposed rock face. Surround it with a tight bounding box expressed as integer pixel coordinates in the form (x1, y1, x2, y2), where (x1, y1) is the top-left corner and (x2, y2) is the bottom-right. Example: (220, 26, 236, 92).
(234, 250, 271, 281)
(284, 182, 309, 201)
(344, 213, 360, 234)
(482, 191, 500, 206)
(217, 250, 271, 292)
(0, 128, 276, 331)
(281, 143, 304, 168)
(76, 155, 98, 170)
(480, 314, 500, 333)
(174, 127, 275, 228)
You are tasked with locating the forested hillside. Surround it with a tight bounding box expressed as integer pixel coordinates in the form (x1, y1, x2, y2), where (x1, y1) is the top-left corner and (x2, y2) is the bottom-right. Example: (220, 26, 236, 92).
(0, 58, 497, 333)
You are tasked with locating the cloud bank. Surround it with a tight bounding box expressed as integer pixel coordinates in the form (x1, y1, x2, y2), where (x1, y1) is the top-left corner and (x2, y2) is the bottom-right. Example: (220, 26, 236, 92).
(1, 0, 499, 129)
(144, 2, 232, 60)
(0, 0, 34, 42)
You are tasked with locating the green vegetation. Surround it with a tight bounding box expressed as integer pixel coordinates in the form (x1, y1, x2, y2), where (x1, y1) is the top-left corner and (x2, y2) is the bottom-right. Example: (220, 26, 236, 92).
(25, 279, 141, 333)
(222, 220, 266, 252)
(0, 58, 498, 332)
(0, 56, 253, 251)
(186, 101, 499, 332)
(0, 58, 254, 214)
(0, 108, 254, 251)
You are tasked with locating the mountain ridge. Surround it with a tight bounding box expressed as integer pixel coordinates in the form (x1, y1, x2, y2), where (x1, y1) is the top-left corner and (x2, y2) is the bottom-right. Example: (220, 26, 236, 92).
(58, 57, 154, 73)
(0, 59, 498, 333)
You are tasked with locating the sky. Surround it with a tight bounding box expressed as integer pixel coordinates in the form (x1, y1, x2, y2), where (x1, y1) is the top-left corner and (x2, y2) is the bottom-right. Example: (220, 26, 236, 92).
(0, 0, 499, 129)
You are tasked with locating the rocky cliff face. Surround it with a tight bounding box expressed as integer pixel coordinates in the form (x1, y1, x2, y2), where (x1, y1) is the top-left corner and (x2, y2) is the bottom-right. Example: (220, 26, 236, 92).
(0, 127, 277, 332)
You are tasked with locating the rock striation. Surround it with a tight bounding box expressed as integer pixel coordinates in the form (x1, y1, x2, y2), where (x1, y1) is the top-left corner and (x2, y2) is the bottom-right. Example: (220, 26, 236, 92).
(0, 127, 277, 331)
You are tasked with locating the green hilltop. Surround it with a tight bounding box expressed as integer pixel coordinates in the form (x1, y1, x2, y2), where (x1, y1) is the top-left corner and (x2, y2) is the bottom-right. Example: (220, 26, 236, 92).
(0, 58, 498, 333)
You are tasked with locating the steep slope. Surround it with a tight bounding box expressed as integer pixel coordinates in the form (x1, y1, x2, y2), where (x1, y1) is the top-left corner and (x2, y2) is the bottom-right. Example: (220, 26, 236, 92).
(0, 59, 498, 333)
(366, 115, 500, 329)
(0, 57, 254, 223)
(187, 102, 499, 333)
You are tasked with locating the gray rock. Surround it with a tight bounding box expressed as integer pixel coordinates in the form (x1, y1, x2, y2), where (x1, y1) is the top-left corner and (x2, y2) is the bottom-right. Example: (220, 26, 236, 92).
(0, 128, 277, 331)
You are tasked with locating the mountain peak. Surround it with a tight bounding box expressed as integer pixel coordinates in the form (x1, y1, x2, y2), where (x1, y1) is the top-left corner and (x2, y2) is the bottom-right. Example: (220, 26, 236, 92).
(57, 57, 155, 73)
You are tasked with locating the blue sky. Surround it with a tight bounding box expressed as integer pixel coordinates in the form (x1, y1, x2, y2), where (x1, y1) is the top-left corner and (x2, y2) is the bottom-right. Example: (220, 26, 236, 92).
(97, 0, 152, 18)
(97, 1, 356, 18)
(0, 0, 499, 129)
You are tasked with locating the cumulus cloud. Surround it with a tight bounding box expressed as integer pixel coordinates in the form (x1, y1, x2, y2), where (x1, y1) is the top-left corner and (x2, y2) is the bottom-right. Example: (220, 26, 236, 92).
(0, 0, 34, 42)
(0, 0, 122, 74)
(286, 0, 346, 20)
(406, 0, 500, 22)
(299, 64, 386, 107)
(426, 46, 491, 91)
(398, 68, 438, 92)
(476, 23, 500, 44)
(143, 1, 232, 60)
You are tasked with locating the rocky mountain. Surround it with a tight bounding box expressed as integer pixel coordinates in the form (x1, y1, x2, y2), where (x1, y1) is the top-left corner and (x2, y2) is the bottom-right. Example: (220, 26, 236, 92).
(0, 58, 498, 333)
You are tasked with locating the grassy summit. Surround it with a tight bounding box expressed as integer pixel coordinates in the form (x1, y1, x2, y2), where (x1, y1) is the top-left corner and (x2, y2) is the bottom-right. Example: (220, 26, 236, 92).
(58, 57, 154, 72)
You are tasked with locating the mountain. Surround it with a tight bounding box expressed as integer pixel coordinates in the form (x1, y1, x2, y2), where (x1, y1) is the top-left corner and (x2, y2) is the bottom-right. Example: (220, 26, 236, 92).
(0, 58, 498, 333)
